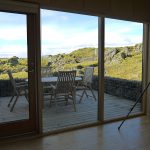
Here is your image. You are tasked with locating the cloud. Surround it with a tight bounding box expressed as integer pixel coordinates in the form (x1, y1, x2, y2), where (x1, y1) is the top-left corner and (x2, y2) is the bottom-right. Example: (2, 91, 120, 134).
(41, 24, 98, 55)
(0, 26, 27, 41)
(41, 9, 57, 17)
(0, 45, 27, 58)
(105, 18, 143, 47)
(0, 25, 27, 58)
(105, 28, 143, 47)
(0, 12, 26, 27)
(0, 10, 143, 58)
(41, 9, 69, 24)
(41, 25, 66, 42)
(41, 19, 142, 55)
(60, 15, 68, 21)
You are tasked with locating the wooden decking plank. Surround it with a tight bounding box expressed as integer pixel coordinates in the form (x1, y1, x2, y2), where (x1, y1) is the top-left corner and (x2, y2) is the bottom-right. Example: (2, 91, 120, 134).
(0, 91, 142, 132)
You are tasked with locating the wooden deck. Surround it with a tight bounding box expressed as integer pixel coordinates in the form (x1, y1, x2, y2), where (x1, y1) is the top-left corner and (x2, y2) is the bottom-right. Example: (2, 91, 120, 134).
(43, 90, 141, 132)
(0, 90, 142, 132)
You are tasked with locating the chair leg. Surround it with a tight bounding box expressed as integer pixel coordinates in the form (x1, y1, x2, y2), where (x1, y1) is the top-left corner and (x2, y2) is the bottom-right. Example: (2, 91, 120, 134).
(65, 95, 69, 105)
(72, 91, 76, 111)
(49, 95, 53, 107)
(8, 94, 15, 107)
(24, 89, 29, 102)
(79, 89, 86, 103)
(54, 95, 58, 112)
(84, 90, 89, 98)
(89, 86, 97, 101)
(10, 95, 19, 112)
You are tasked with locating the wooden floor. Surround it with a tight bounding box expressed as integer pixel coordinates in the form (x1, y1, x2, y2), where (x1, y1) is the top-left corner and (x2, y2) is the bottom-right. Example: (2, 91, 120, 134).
(0, 90, 142, 133)
(0, 116, 150, 150)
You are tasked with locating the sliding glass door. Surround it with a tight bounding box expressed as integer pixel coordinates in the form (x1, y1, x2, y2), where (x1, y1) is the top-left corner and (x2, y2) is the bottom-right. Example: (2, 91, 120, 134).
(41, 9, 99, 132)
(104, 18, 143, 121)
(0, 1, 40, 137)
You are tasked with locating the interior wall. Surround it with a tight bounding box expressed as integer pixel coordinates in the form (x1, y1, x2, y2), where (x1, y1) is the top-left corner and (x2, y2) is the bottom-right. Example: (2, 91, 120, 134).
(19, 0, 150, 23)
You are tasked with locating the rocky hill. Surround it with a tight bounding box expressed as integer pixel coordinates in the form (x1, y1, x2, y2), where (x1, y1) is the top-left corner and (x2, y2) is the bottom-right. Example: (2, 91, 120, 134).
(104, 43, 142, 80)
(0, 43, 142, 80)
(41, 47, 98, 74)
(41, 43, 142, 80)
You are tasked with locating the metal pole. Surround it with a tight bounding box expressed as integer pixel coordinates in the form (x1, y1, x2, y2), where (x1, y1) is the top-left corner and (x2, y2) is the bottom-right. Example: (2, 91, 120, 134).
(118, 81, 150, 130)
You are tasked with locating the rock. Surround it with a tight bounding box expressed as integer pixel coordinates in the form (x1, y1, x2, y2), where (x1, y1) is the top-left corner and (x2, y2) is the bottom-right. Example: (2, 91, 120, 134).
(124, 47, 132, 54)
(121, 52, 127, 59)
(135, 43, 142, 51)
(107, 49, 119, 59)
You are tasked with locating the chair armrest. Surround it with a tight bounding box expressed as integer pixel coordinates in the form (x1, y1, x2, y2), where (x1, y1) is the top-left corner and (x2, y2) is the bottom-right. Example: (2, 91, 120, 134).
(50, 84, 56, 90)
(43, 84, 56, 90)
(43, 85, 53, 90)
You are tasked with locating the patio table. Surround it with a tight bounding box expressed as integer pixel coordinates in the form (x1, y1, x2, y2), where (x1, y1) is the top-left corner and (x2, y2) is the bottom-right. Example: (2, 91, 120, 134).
(41, 76, 82, 83)
(26, 76, 82, 83)
(41, 76, 82, 108)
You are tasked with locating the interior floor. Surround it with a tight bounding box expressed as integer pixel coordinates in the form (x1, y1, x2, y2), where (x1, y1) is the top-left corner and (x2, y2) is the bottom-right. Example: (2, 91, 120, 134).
(0, 116, 150, 150)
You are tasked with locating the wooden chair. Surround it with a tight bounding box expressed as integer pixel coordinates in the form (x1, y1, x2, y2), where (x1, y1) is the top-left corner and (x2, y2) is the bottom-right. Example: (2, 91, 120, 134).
(41, 66, 51, 77)
(7, 70, 28, 112)
(41, 66, 53, 103)
(50, 70, 77, 111)
(77, 67, 97, 103)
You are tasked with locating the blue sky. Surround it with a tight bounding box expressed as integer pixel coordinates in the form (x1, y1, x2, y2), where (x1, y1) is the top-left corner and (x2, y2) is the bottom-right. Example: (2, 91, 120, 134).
(41, 9, 98, 56)
(0, 10, 143, 58)
(0, 12, 27, 58)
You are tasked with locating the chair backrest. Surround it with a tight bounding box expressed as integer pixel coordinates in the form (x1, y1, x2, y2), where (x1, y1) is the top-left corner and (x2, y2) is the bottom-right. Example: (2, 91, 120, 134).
(55, 70, 76, 94)
(7, 70, 17, 91)
(83, 67, 94, 84)
(41, 66, 51, 77)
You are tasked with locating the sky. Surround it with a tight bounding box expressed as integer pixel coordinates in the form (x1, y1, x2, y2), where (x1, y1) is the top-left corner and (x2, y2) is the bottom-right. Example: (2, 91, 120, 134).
(0, 10, 143, 58)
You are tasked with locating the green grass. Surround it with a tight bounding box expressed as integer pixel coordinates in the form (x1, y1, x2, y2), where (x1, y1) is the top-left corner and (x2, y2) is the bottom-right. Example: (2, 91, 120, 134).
(0, 44, 143, 81)
(105, 53, 142, 81)
(0, 72, 28, 80)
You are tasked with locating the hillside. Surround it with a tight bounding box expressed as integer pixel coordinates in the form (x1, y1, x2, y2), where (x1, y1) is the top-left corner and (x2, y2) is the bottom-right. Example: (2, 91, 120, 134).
(41, 47, 98, 74)
(105, 43, 142, 80)
(0, 43, 142, 80)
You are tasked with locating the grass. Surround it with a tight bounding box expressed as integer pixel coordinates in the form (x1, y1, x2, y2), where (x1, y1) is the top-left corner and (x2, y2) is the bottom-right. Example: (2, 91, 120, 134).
(105, 53, 142, 81)
(0, 72, 28, 80)
(0, 44, 142, 81)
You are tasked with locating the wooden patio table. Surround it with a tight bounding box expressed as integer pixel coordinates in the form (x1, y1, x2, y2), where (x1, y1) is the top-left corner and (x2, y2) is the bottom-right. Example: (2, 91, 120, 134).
(40, 76, 82, 108)
(41, 76, 82, 83)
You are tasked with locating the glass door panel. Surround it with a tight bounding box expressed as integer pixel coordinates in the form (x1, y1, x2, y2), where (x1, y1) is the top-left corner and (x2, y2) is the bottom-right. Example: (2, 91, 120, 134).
(0, 12, 29, 123)
(41, 9, 99, 132)
(0, 1, 40, 137)
(104, 18, 143, 120)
